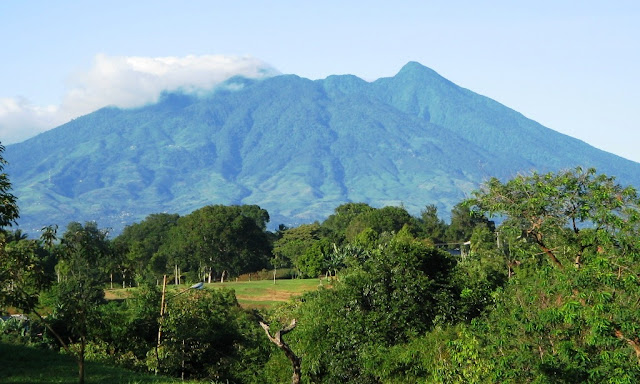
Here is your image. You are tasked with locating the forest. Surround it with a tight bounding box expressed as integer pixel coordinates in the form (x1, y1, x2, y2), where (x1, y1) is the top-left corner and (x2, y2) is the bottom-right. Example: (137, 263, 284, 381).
(2, 139, 640, 383)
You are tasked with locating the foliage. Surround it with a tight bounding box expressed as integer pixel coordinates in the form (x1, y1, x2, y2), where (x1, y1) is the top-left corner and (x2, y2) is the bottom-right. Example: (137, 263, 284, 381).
(445, 202, 494, 244)
(153, 288, 270, 382)
(158, 205, 271, 281)
(296, 238, 331, 278)
(113, 213, 180, 284)
(272, 223, 323, 275)
(289, 229, 457, 382)
(474, 263, 640, 383)
(361, 325, 493, 384)
(322, 203, 375, 244)
(0, 142, 34, 311)
(47, 221, 111, 383)
(344, 205, 418, 241)
(0, 235, 50, 313)
(93, 284, 162, 370)
(419, 204, 448, 244)
(468, 167, 640, 269)
(0, 143, 19, 229)
(7, 154, 640, 383)
(465, 168, 640, 382)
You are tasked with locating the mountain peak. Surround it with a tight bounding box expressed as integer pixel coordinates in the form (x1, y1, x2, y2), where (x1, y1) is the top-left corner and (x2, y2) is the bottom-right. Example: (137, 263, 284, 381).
(396, 61, 440, 78)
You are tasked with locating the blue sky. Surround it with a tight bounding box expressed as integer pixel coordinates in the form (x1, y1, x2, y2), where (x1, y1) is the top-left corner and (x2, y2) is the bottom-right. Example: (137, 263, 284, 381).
(2, 1, 639, 162)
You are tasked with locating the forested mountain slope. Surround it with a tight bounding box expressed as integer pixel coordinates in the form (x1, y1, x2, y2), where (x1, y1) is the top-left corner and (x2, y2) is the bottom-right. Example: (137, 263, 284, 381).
(6, 62, 639, 233)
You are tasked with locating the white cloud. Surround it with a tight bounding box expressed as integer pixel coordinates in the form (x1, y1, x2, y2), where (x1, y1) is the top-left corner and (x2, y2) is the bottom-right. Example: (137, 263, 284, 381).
(0, 97, 59, 145)
(0, 55, 279, 145)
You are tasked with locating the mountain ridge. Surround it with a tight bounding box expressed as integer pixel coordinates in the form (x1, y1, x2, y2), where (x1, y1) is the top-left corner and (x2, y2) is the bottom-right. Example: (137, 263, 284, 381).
(6, 62, 639, 234)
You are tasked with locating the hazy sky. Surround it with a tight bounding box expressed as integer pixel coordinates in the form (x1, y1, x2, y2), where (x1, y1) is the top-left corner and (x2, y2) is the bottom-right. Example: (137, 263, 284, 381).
(2, 1, 639, 162)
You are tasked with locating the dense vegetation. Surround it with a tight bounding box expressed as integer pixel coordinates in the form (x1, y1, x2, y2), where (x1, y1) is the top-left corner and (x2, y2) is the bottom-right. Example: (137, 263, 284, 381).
(2, 133, 640, 383)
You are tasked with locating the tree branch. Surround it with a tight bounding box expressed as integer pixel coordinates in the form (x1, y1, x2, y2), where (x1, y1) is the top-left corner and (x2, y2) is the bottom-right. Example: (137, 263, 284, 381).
(258, 317, 301, 384)
(614, 329, 640, 364)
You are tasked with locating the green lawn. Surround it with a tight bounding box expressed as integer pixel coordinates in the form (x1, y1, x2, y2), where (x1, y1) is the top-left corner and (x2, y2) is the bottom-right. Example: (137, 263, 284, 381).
(0, 342, 190, 384)
(106, 278, 325, 309)
(228, 278, 326, 308)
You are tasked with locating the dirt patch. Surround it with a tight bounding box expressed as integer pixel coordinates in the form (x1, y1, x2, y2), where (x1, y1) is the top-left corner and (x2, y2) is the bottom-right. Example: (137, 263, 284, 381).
(236, 289, 299, 302)
(104, 289, 133, 300)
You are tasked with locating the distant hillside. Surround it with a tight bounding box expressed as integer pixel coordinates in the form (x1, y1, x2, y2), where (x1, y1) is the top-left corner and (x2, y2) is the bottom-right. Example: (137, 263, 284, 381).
(6, 62, 639, 234)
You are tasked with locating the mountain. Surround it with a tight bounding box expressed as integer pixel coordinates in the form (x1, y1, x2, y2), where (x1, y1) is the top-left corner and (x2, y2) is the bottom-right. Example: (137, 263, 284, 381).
(6, 62, 640, 234)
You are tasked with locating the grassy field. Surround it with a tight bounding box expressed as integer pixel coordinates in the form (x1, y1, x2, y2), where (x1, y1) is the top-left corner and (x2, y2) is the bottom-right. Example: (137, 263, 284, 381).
(105, 278, 325, 309)
(0, 342, 190, 384)
(229, 278, 325, 308)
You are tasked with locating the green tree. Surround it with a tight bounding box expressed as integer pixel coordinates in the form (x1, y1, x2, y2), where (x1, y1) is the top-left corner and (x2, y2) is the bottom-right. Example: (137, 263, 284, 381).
(153, 288, 269, 381)
(0, 143, 19, 228)
(0, 234, 49, 314)
(363, 325, 493, 384)
(468, 167, 639, 269)
(291, 229, 456, 382)
(345, 205, 417, 241)
(0, 144, 59, 350)
(296, 238, 331, 278)
(160, 205, 271, 283)
(113, 213, 180, 285)
(321, 202, 375, 244)
(445, 202, 494, 244)
(0, 141, 24, 307)
(49, 221, 111, 384)
(94, 284, 162, 370)
(273, 223, 323, 275)
(464, 168, 640, 382)
(419, 204, 448, 245)
(239, 204, 271, 231)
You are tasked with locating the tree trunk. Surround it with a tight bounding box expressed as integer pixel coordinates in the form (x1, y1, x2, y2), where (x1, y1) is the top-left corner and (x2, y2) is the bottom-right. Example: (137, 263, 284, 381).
(181, 339, 186, 381)
(78, 337, 86, 384)
(259, 318, 301, 384)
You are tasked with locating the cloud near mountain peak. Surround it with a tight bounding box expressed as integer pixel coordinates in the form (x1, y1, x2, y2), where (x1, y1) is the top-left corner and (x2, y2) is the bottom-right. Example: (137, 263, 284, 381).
(0, 54, 279, 145)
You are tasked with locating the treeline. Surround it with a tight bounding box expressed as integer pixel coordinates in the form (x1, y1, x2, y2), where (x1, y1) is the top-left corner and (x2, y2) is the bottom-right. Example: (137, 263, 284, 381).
(10, 200, 490, 291)
(3, 147, 640, 382)
(111, 199, 490, 286)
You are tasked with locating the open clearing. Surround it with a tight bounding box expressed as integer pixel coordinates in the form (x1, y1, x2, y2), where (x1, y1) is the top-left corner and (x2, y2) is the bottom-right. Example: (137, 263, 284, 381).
(105, 278, 324, 308)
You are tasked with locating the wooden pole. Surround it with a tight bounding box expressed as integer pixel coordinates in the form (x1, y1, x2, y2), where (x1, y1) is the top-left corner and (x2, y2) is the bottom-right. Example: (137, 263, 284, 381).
(155, 274, 168, 373)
